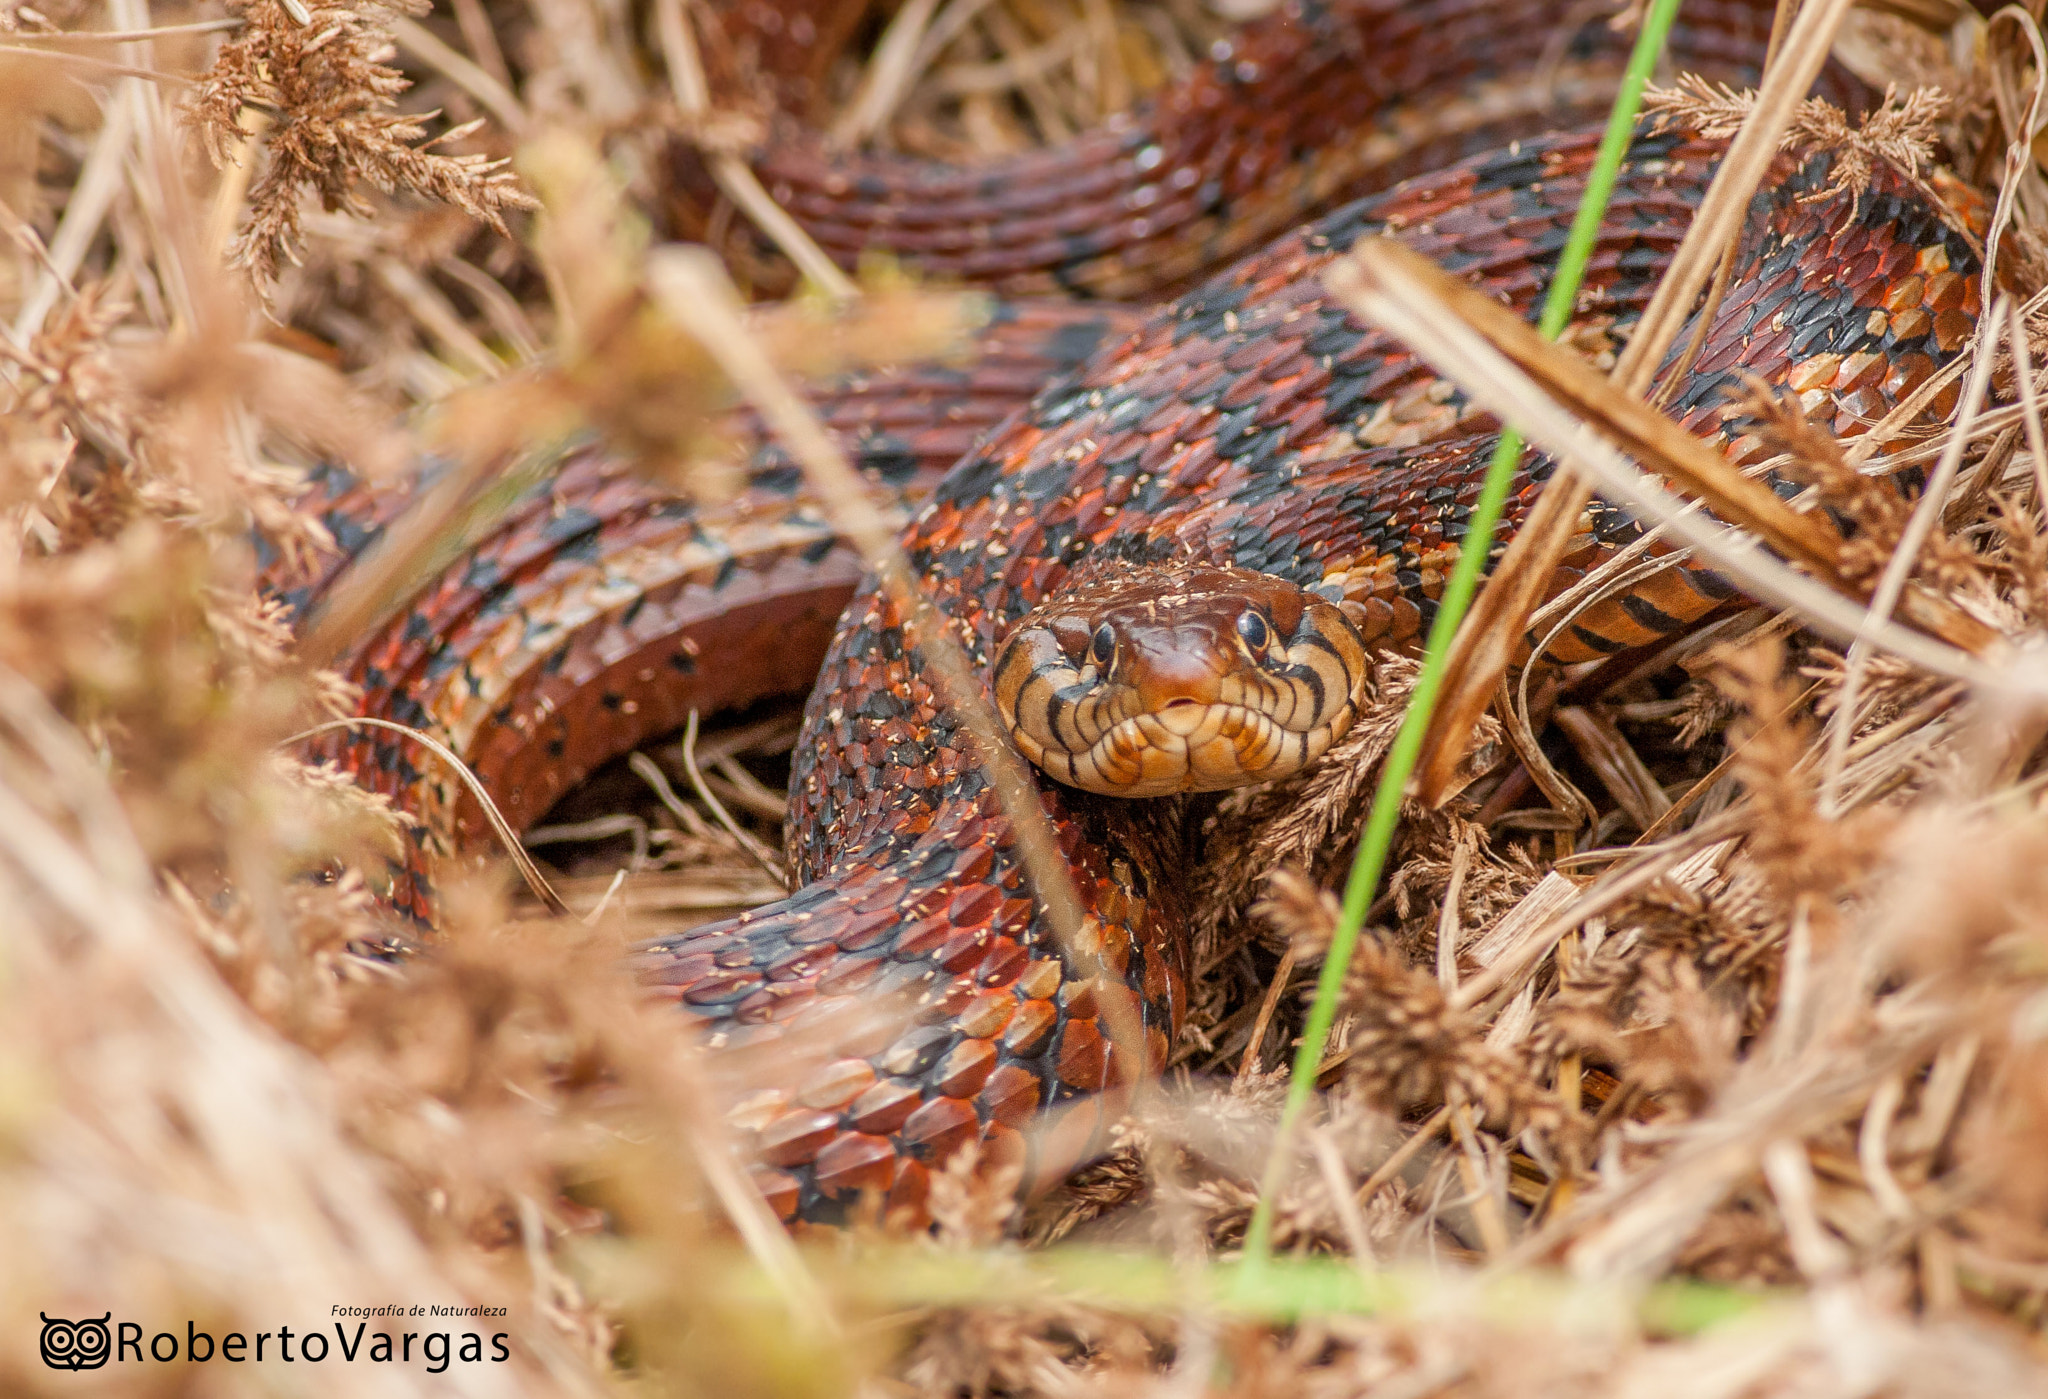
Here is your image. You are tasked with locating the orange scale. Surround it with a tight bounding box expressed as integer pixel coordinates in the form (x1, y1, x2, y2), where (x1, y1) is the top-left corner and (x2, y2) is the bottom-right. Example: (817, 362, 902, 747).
(1840, 247, 1883, 290)
(758, 1108, 841, 1167)
(1878, 237, 1918, 279)
(1095, 930, 1134, 981)
(1094, 979, 1143, 1033)
(732, 983, 811, 1024)
(1723, 432, 1774, 468)
(1929, 377, 1962, 421)
(886, 1157, 931, 1223)
(973, 938, 1030, 989)
(947, 883, 1002, 926)
(1056, 1017, 1112, 1092)
(1279, 399, 1334, 446)
(903, 883, 953, 920)
(977, 1064, 1042, 1129)
(1015, 957, 1064, 999)
(1057, 976, 1099, 1018)
(1003, 998, 1060, 1056)
(955, 990, 1017, 1039)
(1889, 307, 1932, 341)
(848, 1078, 923, 1136)
(1832, 351, 1886, 395)
(899, 1095, 980, 1156)
(892, 920, 951, 962)
(1054, 822, 1089, 859)
(812, 1133, 897, 1199)
(1784, 354, 1841, 394)
(1933, 309, 1972, 354)
(931, 1038, 1000, 1098)
(980, 1122, 1028, 1172)
(726, 1087, 790, 1134)
(764, 944, 824, 982)
(815, 953, 885, 996)
(1832, 386, 1888, 435)
(834, 908, 895, 952)
(1031, 1090, 1109, 1181)
(1923, 270, 1966, 313)
(749, 1165, 801, 1222)
(1146, 1023, 1172, 1072)
(952, 843, 995, 885)
(795, 1058, 877, 1111)
(921, 980, 977, 1026)
(683, 969, 764, 1007)
(937, 928, 992, 974)
(1883, 351, 1936, 400)
(641, 949, 715, 988)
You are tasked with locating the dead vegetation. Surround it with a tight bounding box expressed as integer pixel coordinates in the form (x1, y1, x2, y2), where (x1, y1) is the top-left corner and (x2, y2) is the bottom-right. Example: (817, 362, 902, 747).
(4, 0, 2048, 1395)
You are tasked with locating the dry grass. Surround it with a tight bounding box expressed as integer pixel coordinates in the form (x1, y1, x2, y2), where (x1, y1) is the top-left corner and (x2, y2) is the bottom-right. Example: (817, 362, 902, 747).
(4, 0, 2048, 1395)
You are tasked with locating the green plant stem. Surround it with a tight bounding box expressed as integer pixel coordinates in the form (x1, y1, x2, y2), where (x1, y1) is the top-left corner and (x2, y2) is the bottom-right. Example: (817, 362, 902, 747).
(727, 1245, 1784, 1335)
(1236, 0, 1688, 1280)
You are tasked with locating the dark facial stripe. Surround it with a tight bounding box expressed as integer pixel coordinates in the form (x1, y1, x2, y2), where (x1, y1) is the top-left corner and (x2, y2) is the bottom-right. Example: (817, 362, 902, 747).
(1292, 630, 1346, 663)
(1015, 669, 1061, 744)
(1276, 655, 1327, 716)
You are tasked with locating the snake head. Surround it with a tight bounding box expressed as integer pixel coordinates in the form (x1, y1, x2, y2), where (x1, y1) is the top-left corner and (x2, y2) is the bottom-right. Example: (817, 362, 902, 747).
(992, 560, 1372, 798)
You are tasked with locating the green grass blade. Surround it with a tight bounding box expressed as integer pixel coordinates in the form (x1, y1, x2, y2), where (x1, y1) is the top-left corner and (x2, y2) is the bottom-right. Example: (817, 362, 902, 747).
(1237, 0, 1688, 1277)
(707, 1244, 1784, 1334)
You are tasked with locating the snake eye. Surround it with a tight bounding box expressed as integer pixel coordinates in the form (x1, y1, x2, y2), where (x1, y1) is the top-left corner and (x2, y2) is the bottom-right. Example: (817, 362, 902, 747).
(1236, 609, 1271, 654)
(1088, 622, 1117, 668)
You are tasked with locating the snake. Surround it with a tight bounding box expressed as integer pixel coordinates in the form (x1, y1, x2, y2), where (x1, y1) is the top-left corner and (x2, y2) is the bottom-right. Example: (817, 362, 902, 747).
(283, 0, 1990, 1228)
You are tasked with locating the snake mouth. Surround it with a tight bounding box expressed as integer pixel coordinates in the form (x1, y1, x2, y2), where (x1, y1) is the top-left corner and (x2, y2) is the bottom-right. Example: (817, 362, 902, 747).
(1010, 698, 1360, 798)
(992, 559, 1373, 799)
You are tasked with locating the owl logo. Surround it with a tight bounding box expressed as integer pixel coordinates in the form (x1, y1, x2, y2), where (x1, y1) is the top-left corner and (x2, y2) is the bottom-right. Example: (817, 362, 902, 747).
(39, 1313, 112, 1370)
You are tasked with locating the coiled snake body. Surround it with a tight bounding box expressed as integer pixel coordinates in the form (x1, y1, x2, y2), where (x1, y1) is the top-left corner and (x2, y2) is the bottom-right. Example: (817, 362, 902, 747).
(292, 0, 1987, 1227)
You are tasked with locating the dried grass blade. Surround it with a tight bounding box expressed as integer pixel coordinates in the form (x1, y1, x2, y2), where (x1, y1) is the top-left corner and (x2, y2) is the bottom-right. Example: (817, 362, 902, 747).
(1384, 247, 1842, 572)
(1338, 239, 2001, 657)
(1419, 0, 1866, 794)
(8, 16, 242, 40)
(673, 710, 786, 884)
(288, 716, 572, 916)
(1415, 0, 1694, 799)
(1416, 474, 1584, 806)
(389, 12, 530, 137)
(1617, 0, 1860, 393)
(12, 78, 137, 340)
(830, 0, 944, 147)
(1818, 297, 2010, 812)
(1982, 6, 2048, 294)
(1325, 249, 2008, 685)
(0, 670, 555, 1395)
(2012, 300, 2048, 517)
(655, 0, 859, 303)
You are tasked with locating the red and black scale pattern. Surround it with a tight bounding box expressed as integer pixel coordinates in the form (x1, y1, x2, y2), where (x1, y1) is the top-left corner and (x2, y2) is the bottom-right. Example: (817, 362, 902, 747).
(676, 0, 1866, 299)
(270, 299, 1146, 923)
(636, 129, 1984, 1227)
